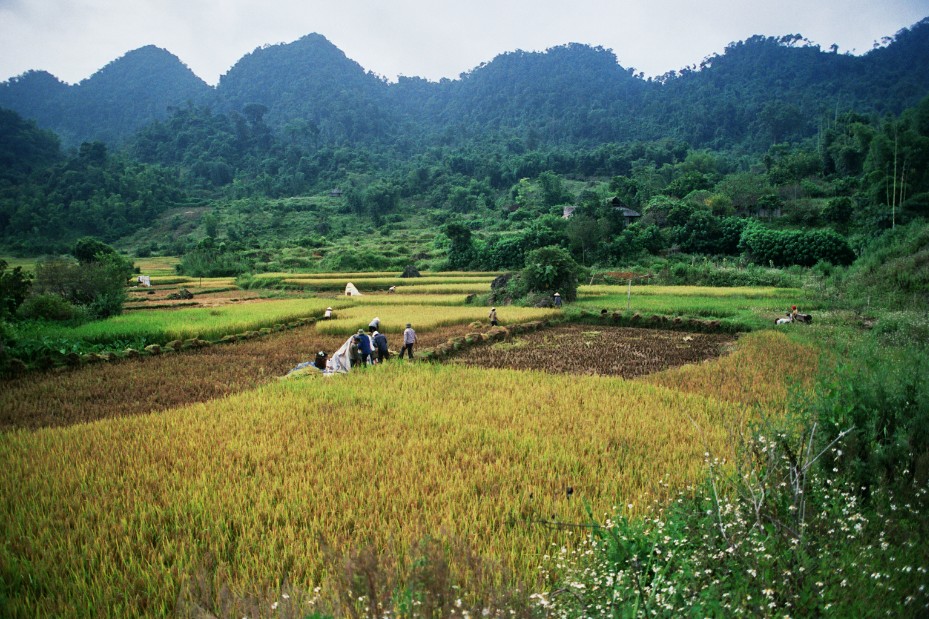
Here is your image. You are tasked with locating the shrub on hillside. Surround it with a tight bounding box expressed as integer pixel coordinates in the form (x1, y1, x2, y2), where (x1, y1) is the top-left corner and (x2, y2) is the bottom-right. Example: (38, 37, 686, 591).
(836, 221, 929, 309)
(33, 256, 128, 319)
(0, 259, 32, 319)
(739, 223, 855, 267)
(519, 245, 581, 302)
(17, 293, 82, 322)
(177, 239, 251, 277)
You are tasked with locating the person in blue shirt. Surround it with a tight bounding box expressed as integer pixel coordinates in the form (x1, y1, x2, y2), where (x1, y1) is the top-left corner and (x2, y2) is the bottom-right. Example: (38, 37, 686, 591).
(356, 329, 373, 365)
(372, 330, 389, 363)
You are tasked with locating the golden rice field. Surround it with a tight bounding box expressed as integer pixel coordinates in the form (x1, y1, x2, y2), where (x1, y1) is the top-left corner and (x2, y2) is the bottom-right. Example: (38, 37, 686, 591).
(0, 330, 817, 616)
(253, 271, 499, 280)
(134, 256, 182, 276)
(579, 284, 804, 298)
(314, 304, 560, 334)
(286, 281, 495, 295)
(0, 274, 824, 616)
(31, 298, 337, 345)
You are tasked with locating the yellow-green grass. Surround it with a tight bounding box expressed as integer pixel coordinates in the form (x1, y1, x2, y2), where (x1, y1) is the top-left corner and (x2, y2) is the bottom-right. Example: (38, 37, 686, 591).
(134, 256, 181, 276)
(0, 256, 37, 272)
(0, 358, 766, 615)
(147, 276, 237, 287)
(579, 284, 804, 298)
(290, 281, 493, 295)
(253, 271, 500, 280)
(26, 298, 337, 346)
(336, 293, 473, 306)
(281, 276, 496, 291)
(574, 285, 814, 329)
(640, 330, 819, 408)
(315, 304, 559, 335)
(387, 283, 493, 294)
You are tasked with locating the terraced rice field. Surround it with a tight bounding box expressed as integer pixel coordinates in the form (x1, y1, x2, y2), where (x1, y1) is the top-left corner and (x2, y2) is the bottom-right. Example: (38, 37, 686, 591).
(0, 275, 823, 616)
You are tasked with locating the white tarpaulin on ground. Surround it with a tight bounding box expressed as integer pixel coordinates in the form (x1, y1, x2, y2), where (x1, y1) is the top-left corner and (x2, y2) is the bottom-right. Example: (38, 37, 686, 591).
(345, 282, 361, 296)
(329, 335, 354, 373)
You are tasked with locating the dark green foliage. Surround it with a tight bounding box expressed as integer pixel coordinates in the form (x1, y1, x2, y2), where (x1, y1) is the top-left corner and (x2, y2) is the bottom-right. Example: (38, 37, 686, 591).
(520, 245, 580, 301)
(72, 237, 118, 264)
(548, 418, 929, 617)
(0, 108, 61, 181)
(17, 293, 79, 322)
(318, 249, 391, 272)
(822, 196, 854, 227)
(443, 223, 478, 270)
(177, 239, 251, 277)
(739, 224, 855, 266)
(838, 221, 929, 309)
(0, 118, 187, 250)
(0, 47, 211, 148)
(814, 340, 929, 495)
(0, 259, 32, 319)
(32, 256, 128, 318)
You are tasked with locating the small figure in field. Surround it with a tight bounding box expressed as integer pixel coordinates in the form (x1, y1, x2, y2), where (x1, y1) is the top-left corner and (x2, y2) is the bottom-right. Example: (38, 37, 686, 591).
(775, 312, 793, 325)
(349, 335, 361, 367)
(372, 330, 390, 363)
(356, 329, 373, 365)
(489, 307, 498, 326)
(388, 285, 396, 294)
(313, 350, 328, 370)
(323, 307, 333, 320)
(790, 305, 813, 324)
(368, 316, 381, 333)
(400, 323, 417, 359)
(553, 292, 562, 308)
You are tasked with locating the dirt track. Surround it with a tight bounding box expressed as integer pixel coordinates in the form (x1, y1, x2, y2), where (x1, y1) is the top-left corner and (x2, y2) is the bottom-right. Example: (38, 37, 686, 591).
(450, 324, 736, 378)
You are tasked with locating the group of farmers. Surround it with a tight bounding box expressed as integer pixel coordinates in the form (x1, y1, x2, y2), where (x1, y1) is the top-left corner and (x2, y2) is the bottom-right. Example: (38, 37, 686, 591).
(312, 313, 418, 371)
(310, 291, 565, 371)
(348, 316, 418, 366)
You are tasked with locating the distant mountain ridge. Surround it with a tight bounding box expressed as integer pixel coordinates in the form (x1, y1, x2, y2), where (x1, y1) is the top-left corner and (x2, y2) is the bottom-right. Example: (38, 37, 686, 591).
(0, 46, 211, 145)
(2, 18, 929, 151)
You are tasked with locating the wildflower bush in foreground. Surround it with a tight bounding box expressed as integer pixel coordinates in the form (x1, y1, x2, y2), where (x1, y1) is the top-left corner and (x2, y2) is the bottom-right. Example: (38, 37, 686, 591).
(540, 422, 929, 618)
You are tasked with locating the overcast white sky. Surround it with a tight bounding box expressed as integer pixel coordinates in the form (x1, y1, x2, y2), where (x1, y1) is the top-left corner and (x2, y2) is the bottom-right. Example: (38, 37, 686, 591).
(1, 0, 927, 85)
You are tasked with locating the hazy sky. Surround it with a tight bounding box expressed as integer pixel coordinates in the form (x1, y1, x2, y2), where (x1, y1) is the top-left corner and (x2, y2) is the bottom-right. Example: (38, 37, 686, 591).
(1, 0, 927, 85)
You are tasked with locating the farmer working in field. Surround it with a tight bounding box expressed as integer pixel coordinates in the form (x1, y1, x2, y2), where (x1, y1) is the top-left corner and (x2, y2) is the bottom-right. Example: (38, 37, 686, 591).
(489, 307, 498, 326)
(399, 323, 417, 359)
(356, 329, 373, 365)
(368, 316, 381, 333)
(372, 330, 390, 363)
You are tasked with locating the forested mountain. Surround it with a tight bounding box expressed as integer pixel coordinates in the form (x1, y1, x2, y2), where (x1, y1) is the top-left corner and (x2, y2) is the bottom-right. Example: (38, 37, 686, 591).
(2, 19, 929, 151)
(216, 34, 399, 146)
(0, 46, 211, 146)
(1, 18, 929, 269)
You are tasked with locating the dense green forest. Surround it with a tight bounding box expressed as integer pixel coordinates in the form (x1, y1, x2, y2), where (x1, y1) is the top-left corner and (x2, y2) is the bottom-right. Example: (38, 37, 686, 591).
(0, 18, 927, 295)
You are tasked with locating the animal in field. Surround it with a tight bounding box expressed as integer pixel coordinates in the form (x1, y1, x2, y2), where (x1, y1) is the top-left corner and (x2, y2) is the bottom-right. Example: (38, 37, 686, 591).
(775, 312, 813, 325)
